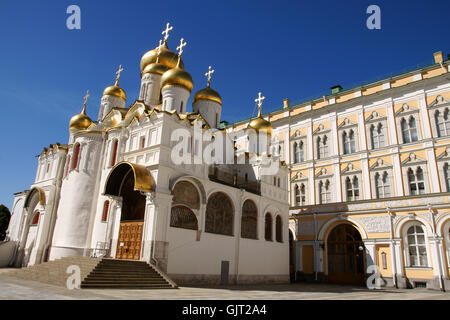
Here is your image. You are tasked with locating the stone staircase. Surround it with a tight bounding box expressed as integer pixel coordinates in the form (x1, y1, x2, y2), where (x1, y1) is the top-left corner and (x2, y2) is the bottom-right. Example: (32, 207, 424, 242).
(4, 256, 101, 287)
(80, 258, 176, 289)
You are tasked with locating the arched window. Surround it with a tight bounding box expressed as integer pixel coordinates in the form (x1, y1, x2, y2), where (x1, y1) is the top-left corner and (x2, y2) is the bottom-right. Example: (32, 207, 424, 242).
(319, 180, 331, 204)
(64, 155, 71, 178)
(401, 117, 418, 143)
(346, 176, 360, 201)
(170, 206, 198, 230)
(241, 200, 257, 239)
(293, 142, 299, 163)
(343, 130, 356, 154)
(408, 167, 425, 195)
(444, 163, 450, 192)
(110, 139, 118, 167)
(71, 143, 81, 170)
(371, 123, 385, 149)
(205, 192, 234, 236)
(406, 225, 428, 267)
(101, 200, 109, 222)
(317, 135, 328, 159)
(375, 171, 390, 199)
(275, 215, 282, 243)
(140, 136, 146, 149)
(435, 108, 450, 137)
(295, 184, 306, 206)
(31, 211, 40, 226)
(265, 213, 272, 241)
(180, 101, 184, 113)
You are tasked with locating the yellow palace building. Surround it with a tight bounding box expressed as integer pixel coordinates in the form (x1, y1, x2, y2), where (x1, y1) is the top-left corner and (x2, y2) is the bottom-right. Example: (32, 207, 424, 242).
(229, 51, 450, 290)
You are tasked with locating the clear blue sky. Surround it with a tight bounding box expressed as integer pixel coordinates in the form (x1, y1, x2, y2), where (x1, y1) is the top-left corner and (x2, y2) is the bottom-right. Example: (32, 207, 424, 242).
(1, 0, 450, 210)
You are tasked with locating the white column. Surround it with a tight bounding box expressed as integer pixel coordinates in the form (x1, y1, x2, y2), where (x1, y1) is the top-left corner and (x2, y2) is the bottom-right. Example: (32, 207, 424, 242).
(392, 152, 404, 197)
(386, 100, 398, 145)
(109, 198, 123, 258)
(362, 157, 371, 199)
(333, 161, 342, 203)
(426, 146, 441, 193)
(357, 109, 367, 151)
(307, 122, 313, 161)
(330, 114, 338, 156)
(418, 93, 433, 139)
(308, 166, 315, 205)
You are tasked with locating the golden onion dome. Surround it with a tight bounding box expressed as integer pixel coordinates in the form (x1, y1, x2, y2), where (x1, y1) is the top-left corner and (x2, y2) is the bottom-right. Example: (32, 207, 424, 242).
(161, 65, 194, 92)
(140, 40, 184, 72)
(102, 84, 126, 102)
(142, 61, 168, 76)
(193, 86, 222, 105)
(248, 110, 272, 136)
(69, 107, 92, 131)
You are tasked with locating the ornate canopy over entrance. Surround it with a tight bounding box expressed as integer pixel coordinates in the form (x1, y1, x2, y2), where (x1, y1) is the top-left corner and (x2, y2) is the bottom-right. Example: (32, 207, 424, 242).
(104, 161, 153, 260)
(104, 161, 154, 195)
(24, 187, 46, 208)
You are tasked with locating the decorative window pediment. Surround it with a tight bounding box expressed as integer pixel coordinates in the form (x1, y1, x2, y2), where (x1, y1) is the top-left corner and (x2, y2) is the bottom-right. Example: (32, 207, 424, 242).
(401, 153, 427, 166)
(315, 167, 333, 178)
(313, 124, 330, 135)
(428, 95, 450, 108)
(370, 158, 393, 170)
(341, 163, 362, 175)
(395, 103, 419, 117)
(291, 129, 306, 140)
(291, 171, 307, 182)
(436, 147, 450, 161)
(338, 117, 357, 129)
(365, 110, 387, 123)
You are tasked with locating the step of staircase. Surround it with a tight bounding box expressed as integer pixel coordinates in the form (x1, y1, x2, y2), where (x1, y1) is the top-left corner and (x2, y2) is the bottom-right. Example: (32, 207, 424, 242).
(80, 259, 176, 289)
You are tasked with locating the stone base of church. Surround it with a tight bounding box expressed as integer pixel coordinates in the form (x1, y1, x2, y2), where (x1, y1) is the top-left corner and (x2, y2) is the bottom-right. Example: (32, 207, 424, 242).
(48, 246, 85, 261)
(168, 274, 289, 285)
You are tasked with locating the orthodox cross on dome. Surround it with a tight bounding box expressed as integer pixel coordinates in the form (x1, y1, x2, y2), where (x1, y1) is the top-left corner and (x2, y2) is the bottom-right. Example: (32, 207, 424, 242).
(162, 22, 173, 42)
(176, 38, 187, 56)
(255, 91, 265, 116)
(83, 90, 90, 106)
(82, 89, 90, 113)
(156, 39, 163, 63)
(205, 66, 214, 87)
(115, 64, 124, 85)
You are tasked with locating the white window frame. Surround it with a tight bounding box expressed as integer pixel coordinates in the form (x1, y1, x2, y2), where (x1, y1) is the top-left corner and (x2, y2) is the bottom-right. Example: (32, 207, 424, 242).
(402, 222, 430, 268)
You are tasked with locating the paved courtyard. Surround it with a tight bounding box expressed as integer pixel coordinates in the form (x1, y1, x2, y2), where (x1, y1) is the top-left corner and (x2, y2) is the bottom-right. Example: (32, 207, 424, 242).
(0, 271, 449, 300)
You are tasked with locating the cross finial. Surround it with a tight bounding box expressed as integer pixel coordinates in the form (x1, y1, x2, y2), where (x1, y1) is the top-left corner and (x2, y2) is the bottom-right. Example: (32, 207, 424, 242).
(82, 90, 90, 114)
(205, 66, 214, 87)
(83, 90, 90, 106)
(255, 92, 265, 116)
(176, 38, 187, 56)
(115, 64, 124, 85)
(156, 39, 163, 63)
(162, 22, 173, 42)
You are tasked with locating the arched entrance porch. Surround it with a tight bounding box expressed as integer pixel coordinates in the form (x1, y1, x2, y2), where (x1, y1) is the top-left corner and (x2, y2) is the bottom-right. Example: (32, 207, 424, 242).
(326, 223, 366, 285)
(104, 162, 154, 260)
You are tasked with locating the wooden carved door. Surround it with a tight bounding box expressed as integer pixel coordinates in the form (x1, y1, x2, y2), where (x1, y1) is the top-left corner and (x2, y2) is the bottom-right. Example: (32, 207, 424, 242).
(116, 221, 144, 260)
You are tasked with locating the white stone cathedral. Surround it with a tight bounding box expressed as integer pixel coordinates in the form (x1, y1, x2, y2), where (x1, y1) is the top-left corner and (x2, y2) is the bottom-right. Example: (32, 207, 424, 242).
(6, 23, 290, 284)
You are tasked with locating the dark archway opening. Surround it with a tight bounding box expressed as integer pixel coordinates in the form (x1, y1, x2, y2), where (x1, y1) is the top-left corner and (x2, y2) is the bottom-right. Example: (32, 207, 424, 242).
(327, 224, 366, 286)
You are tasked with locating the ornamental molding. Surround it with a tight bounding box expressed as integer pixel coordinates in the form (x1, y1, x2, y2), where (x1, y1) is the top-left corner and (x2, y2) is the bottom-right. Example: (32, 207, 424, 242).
(395, 103, 419, 116)
(369, 158, 393, 170)
(428, 95, 450, 109)
(357, 216, 391, 233)
(365, 110, 387, 123)
(401, 153, 427, 166)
